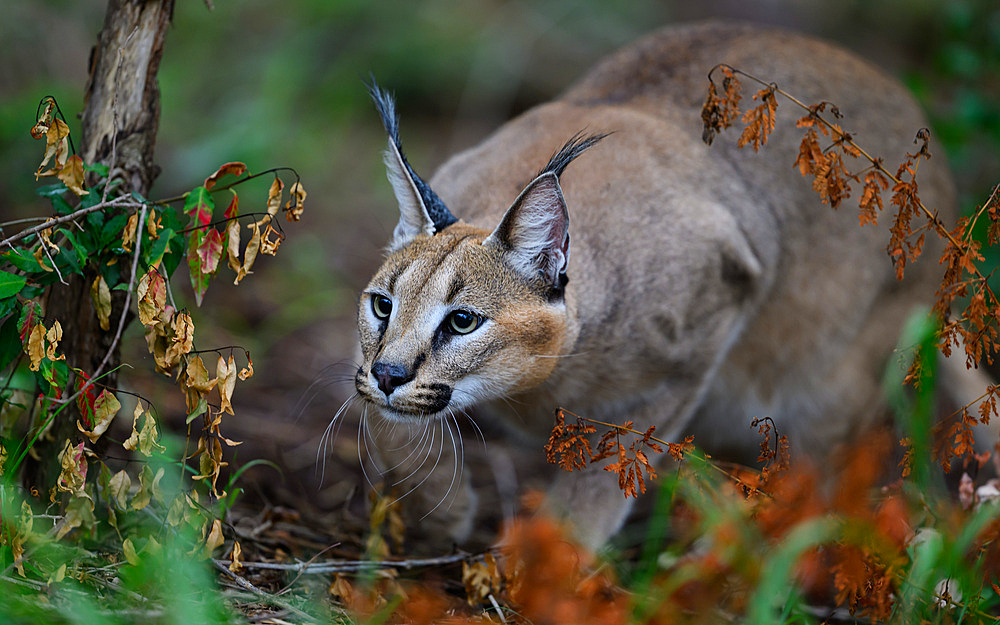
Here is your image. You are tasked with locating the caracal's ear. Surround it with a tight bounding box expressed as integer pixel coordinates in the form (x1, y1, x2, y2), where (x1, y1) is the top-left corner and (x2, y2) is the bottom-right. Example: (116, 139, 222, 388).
(367, 79, 458, 251)
(484, 133, 608, 295)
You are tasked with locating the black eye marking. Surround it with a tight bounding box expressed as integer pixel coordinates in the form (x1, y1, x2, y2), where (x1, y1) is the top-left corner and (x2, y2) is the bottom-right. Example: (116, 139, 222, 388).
(371, 294, 393, 320)
(445, 309, 482, 335)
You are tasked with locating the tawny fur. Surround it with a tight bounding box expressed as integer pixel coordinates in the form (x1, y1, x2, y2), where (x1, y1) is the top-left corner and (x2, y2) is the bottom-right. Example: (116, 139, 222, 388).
(352, 22, 961, 550)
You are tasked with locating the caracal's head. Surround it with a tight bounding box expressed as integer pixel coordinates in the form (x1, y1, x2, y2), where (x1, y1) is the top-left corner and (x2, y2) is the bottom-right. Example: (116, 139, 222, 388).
(355, 83, 604, 422)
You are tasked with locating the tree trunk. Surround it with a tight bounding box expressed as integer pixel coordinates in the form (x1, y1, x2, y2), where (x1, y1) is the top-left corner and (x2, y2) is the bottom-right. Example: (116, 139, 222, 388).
(35, 0, 174, 486)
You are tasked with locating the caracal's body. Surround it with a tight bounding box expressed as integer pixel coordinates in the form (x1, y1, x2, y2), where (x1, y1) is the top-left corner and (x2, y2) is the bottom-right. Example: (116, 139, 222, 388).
(351, 22, 956, 549)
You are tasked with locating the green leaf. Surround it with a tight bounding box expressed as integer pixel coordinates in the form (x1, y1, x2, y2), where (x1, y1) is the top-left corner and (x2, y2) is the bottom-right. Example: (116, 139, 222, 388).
(84, 162, 110, 177)
(54, 241, 83, 276)
(187, 230, 210, 306)
(39, 358, 69, 396)
(49, 194, 74, 215)
(0, 313, 21, 370)
(0, 271, 26, 299)
(34, 182, 69, 199)
(143, 227, 173, 268)
(0, 296, 16, 320)
(0, 248, 43, 274)
(746, 518, 838, 625)
(186, 396, 207, 423)
(86, 208, 106, 232)
(100, 212, 130, 249)
(57, 227, 90, 268)
(162, 231, 185, 279)
(183, 186, 215, 227)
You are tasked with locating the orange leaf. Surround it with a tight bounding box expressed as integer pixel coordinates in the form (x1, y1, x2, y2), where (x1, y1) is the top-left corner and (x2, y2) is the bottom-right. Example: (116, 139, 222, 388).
(737, 87, 778, 152)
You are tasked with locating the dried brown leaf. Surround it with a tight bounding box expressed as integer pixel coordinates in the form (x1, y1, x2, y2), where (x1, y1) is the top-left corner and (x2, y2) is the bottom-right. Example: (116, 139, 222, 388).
(285, 181, 306, 221)
(91, 275, 111, 331)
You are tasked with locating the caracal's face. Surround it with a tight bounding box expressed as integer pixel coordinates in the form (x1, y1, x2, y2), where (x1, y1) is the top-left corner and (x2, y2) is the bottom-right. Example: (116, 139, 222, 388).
(355, 224, 566, 423)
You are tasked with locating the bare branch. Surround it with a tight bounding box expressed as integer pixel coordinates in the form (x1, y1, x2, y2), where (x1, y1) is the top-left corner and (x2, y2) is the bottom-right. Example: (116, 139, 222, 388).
(213, 550, 491, 575)
(0, 196, 140, 249)
(57, 203, 147, 407)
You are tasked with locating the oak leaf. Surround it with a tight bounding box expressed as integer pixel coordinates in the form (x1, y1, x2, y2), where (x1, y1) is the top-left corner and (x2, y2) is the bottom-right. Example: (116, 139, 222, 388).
(701, 65, 742, 145)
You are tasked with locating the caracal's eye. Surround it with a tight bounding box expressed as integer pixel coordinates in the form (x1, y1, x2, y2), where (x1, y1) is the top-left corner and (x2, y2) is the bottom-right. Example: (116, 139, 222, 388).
(371, 294, 393, 320)
(446, 309, 482, 335)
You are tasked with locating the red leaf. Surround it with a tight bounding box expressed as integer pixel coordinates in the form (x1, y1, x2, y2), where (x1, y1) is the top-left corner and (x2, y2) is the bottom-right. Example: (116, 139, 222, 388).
(204, 162, 247, 191)
(187, 230, 209, 306)
(198, 228, 224, 275)
(223, 189, 239, 220)
(184, 186, 215, 228)
(75, 371, 97, 428)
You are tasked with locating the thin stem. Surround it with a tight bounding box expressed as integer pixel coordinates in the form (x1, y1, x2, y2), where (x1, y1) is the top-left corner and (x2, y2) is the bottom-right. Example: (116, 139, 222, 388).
(562, 409, 771, 496)
(154, 167, 301, 206)
(57, 203, 147, 407)
(0, 196, 140, 249)
(721, 65, 1000, 335)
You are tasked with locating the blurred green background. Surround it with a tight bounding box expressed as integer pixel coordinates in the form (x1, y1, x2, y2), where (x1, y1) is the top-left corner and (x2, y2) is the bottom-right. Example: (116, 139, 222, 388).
(1, 0, 998, 503)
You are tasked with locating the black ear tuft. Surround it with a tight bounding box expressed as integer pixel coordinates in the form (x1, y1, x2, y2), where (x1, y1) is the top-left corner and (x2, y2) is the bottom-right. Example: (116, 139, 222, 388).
(366, 78, 458, 233)
(537, 131, 610, 179)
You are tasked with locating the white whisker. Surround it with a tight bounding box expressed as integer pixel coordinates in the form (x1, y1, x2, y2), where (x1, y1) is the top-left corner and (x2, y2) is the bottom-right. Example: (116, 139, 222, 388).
(357, 406, 379, 490)
(392, 418, 445, 504)
(454, 405, 486, 451)
(532, 350, 590, 359)
(393, 419, 435, 487)
(422, 413, 462, 519)
(385, 420, 430, 473)
(361, 410, 386, 476)
(294, 360, 360, 422)
(316, 393, 358, 487)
